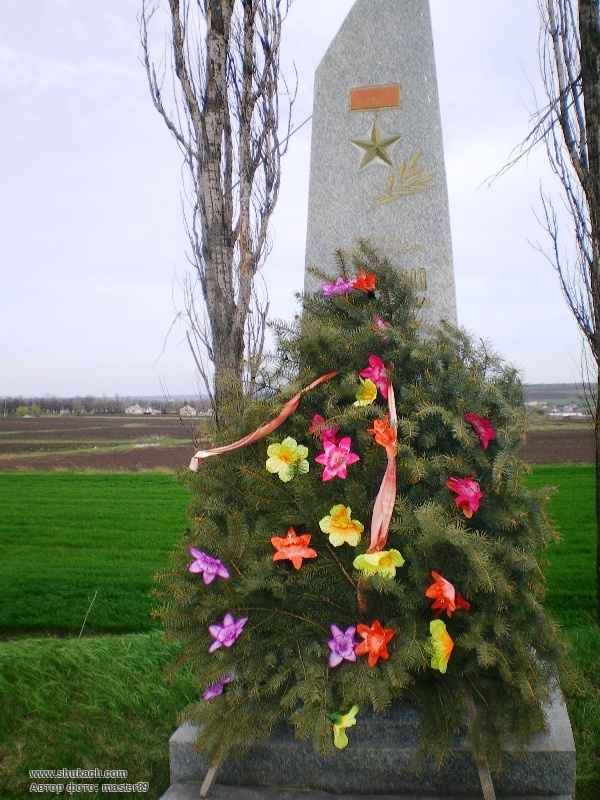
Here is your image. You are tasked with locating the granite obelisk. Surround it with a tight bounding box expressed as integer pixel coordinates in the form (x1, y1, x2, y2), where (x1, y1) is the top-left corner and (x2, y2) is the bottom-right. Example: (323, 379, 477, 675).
(305, 0, 457, 326)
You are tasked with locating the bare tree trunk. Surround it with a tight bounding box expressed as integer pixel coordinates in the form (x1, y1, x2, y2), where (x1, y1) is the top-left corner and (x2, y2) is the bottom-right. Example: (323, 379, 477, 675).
(141, 0, 294, 426)
(579, 0, 600, 624)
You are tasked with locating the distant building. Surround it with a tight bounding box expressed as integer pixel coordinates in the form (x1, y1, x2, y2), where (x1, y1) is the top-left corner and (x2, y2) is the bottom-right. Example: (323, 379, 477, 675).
(125, 404, 144, 415)
(144, 407, 161, 415)
(180, 404, 197, 417)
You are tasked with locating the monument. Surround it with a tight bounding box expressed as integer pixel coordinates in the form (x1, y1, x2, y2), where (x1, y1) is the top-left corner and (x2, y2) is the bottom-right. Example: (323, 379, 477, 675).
(158, 4, 576, 800)
(304, 0, 457, 327)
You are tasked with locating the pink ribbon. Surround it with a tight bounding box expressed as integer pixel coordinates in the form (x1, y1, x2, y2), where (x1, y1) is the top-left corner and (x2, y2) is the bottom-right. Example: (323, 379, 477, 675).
(189, 371, 339, 470)
(368, 380, 397, 553)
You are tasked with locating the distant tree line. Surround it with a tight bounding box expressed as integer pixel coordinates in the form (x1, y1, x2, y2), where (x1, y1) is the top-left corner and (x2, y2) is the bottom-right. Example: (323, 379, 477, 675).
(0, 395, 211, 416)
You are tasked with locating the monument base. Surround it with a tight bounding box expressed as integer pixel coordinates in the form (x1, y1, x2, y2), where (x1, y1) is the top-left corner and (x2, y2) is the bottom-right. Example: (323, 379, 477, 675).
(159, 688, 575, 799)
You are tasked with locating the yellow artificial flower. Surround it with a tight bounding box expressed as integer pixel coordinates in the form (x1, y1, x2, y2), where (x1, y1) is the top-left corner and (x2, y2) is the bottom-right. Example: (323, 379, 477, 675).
(428, 619, 454, 674)
(319, 504, 364, 547)
(353, 377, 377, 407)
(353, 549, 405, 579)
(329, 705, 359, 749)
(265, 437, 309, 482)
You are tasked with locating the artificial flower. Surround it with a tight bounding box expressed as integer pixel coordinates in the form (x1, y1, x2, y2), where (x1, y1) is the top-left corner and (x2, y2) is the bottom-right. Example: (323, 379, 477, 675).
(355, 620, 395, 667)
(208, 613, 248, 653)
(202, 675, 232, 701)
(359, 354, 389, 398)
(428, 619, 454, 673)
(353, 549, 405, 580)
(321, 276, 356, 297)
(328, 705, 359, 749)
(372, 314, 391, 337)
(353, 377, 377, 407)
(446, 476, 483, 518)
(367, 414, 396, 454)
(464, 412, 497, 450)
(425, 571, 470, 618)
(327, 624, 358, 667)
(353, 269, 376, 293)
(265, 437, 309, 482)
(188, 547, 230, 584)
(308, 414, 341, 445)
(271, 527, 317, 570)
(315, 437, 360, 481)
(319, 504, 364, 547)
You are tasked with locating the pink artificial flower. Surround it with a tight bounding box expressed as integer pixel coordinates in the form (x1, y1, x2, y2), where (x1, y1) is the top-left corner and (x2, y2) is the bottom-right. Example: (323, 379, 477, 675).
(446, 477, 483, 519)
(309, 414, 341, 445)
(359, 354, 389, 399)
(321, 276, 356, 297)
(372, 315, 391, 336)
(315, 437, 360, 481)
(464, 412, 497, 450)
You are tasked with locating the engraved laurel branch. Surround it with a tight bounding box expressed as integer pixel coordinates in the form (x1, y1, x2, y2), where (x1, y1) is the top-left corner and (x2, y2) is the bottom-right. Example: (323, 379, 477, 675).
(369, 149, 436, 211)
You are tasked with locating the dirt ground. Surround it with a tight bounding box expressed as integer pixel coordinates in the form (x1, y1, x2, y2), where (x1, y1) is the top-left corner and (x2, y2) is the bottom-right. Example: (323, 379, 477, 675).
(0, 414, 594, 470)
(0, 415, 199, 471)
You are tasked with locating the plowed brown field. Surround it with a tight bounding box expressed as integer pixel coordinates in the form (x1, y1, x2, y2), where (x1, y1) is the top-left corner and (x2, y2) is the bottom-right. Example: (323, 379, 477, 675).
(0, 415, 594, 470)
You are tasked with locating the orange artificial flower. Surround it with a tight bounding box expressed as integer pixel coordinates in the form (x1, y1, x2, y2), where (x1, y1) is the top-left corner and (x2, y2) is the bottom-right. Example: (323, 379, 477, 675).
(355, 619, 395, 667)
(271, 528, 317, 570)
(367, 414, 397, 455)
(353, 269, 376, 293)
(425, 571, 471, 618)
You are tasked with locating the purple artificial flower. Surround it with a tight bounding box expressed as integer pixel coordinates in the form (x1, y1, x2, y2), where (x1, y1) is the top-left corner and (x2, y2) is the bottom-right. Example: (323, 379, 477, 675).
(328, 624, 358, 668)
(208, 613, 248, 653)
(202, 675, 232, 701)
(321, 276, 356, 297)
(188, 546, 230, 584)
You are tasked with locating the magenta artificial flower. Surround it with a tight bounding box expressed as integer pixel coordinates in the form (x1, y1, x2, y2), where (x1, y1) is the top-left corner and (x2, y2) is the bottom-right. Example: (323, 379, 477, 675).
(446, 476, 483, 518)
(328, 624, 358, 668)
(321, 276, 356, 297)
(359, 354, 389, 399)
(208, 613, 248, 652)
(202, 675, 232, 700)
(309, 414, 341, 445)
(188, 547, 230, 584)
(464, 412, 497, 450)
(315, 436, 360, 481)
(372, 314, 390, 332)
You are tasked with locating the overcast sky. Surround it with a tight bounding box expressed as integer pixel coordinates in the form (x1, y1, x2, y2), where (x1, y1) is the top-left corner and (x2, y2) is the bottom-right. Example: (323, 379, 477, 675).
(0, 0, 585, 399)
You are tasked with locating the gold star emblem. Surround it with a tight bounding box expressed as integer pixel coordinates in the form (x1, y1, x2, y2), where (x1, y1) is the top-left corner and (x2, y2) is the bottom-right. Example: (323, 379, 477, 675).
(349, 119, 401, 169)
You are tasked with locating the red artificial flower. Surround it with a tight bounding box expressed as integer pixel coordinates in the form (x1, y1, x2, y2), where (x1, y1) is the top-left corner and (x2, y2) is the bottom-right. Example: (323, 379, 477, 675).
(425, 571, 471, 618)
(446, 476, 483, 518)
(464, 412, 497, 450)
(353, 269, 376, 293)
(355, 619, 395, 667)
(271, 528, 317, 570)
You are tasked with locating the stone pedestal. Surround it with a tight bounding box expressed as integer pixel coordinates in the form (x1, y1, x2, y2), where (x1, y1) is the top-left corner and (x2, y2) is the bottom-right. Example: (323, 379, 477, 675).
(159, 687, 575, 799)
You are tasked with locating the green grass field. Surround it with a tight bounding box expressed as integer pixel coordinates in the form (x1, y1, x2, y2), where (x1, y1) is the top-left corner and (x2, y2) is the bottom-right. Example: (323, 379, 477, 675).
(0, 467, 598, 798)
(0, 472, 190, 634)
